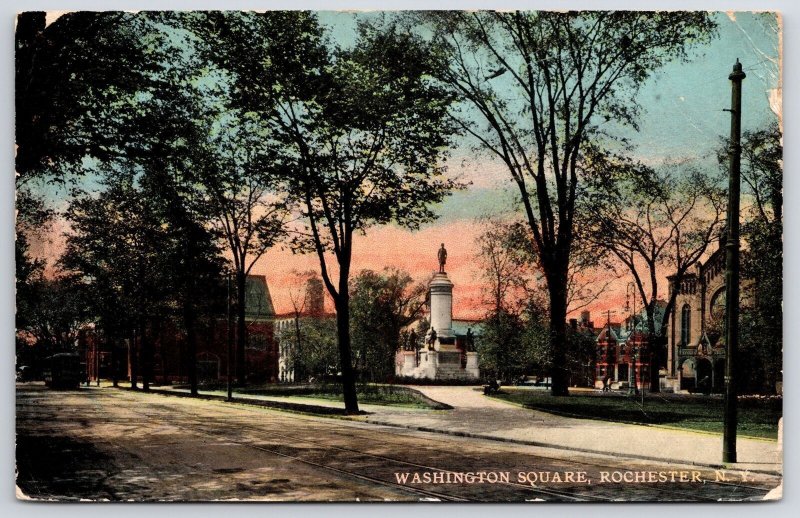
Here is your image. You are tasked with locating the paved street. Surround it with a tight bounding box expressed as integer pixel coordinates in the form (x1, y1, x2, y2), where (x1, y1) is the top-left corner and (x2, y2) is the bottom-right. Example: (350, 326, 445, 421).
(17, 383, 781, 502)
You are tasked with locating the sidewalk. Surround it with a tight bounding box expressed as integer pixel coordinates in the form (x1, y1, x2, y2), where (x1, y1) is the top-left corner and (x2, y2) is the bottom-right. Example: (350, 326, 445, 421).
(363, 386, 783, 476)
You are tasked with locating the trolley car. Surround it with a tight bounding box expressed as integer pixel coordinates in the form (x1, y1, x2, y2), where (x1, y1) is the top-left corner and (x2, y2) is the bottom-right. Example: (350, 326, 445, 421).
(43, 353, 82, 389)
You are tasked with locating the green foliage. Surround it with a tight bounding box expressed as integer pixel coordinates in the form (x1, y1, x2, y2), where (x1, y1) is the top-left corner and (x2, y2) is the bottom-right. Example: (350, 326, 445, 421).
(17, 275, 93, 352)
(349, 269, 427, 382)
(277, 23, 463, 260)
(283, 318, 339, 382)
(737, 122, 782, 393)
(566, 329, 598, 387)
(477, 305, 550, 383)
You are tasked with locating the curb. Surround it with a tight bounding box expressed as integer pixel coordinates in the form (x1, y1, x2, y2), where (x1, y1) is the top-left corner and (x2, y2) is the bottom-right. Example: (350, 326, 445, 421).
(115, 386, 366, 416)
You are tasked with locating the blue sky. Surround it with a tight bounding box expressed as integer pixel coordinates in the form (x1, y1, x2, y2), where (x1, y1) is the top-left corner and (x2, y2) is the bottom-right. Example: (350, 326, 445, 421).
(317, 11, 780, 225)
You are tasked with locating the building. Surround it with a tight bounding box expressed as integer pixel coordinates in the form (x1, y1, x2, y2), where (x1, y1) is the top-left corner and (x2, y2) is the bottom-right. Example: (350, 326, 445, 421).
(665, 243, 732, 393)
(592, 303, 666, 391)
(274, 277, 335, 383)
(82, 274, 279, 385)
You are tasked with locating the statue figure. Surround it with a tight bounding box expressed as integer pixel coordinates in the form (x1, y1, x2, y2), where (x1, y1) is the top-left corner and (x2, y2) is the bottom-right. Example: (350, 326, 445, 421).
(437, 243, 447, 273)
(427, 328, 437, 350)
(466, 328, 475, 352)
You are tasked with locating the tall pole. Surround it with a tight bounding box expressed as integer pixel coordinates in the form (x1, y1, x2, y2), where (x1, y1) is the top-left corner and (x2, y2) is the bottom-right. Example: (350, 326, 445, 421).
(723, 59, 745, 464)
(227, 273, 233, 402)
(627, 283, 638, 396)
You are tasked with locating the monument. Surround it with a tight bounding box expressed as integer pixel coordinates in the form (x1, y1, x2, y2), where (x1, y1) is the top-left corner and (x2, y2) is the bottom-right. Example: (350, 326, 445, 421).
(396, 244, 480, 380)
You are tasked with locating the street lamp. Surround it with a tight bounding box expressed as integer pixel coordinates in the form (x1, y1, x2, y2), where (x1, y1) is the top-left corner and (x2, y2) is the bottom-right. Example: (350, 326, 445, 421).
(723, 59, 745, 464)
(625, 282, 639, 396)
(226, 271, 234, 402)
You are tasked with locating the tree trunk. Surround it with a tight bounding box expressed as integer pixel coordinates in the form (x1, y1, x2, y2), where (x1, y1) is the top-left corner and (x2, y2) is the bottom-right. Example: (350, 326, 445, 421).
(185, 297, 198, 395)
(293, 315, 302, 382)
(645, 307, 661, 393)
(140, 319, 150, 391)
(111, 337, 118, 387)
(335, 295, 359, 414)
(184, 237, 198, 395)
(547, 267, 570, 397)
(649, 334, 665, 393)
(130, 329, 139, 390)
(236, 270, 247, 385)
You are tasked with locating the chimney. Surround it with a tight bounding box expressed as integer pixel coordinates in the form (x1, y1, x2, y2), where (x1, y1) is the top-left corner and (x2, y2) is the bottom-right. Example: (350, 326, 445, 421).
(305, 278, 324, 316)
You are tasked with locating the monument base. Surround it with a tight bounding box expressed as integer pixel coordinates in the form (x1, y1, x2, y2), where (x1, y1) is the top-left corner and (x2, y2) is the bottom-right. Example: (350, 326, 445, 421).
(395, 349, 480, 381)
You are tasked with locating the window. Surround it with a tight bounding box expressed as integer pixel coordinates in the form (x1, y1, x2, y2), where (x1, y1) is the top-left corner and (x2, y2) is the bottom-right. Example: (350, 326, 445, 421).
(710, 288, 726, 321)
(247, 333, 268, 351)
(680, 304, 691, 346)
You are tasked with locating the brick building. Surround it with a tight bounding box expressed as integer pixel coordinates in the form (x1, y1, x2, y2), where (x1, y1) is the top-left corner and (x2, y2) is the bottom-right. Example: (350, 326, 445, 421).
(82, 274, 279, 385)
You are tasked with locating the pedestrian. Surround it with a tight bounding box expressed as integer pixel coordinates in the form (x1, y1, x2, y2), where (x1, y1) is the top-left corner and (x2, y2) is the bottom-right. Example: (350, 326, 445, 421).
(602, 375, 610, 392)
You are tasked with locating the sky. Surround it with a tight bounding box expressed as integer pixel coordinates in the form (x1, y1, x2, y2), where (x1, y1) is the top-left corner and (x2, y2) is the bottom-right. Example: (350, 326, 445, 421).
(261, 11, 781, 320)
(27, 10, 781, 322)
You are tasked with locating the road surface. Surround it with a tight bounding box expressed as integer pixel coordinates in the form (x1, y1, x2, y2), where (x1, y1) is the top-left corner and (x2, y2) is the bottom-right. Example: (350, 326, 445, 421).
(16, 383, 780, 502)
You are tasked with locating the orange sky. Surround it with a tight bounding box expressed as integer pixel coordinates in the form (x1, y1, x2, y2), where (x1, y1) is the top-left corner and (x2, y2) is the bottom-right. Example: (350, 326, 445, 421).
(30, 203, 689, 325)
(259, 220, 491, 320)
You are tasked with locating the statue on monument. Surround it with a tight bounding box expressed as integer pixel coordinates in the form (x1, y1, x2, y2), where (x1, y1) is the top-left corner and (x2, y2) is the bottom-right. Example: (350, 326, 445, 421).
(437, 243, 447, 273)
(426, 328, 437, 350)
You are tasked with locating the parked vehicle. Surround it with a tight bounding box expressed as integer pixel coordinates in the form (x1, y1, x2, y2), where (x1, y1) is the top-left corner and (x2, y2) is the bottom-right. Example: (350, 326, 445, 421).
(43, 353, 82, 389)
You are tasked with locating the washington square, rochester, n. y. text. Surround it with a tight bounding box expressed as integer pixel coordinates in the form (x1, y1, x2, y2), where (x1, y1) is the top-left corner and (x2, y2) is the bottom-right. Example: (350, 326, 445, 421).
(15, 8, 782, 503)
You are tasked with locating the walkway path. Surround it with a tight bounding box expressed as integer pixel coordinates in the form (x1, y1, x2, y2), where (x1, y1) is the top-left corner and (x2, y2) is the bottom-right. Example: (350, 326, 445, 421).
(362, 386, 782, 476)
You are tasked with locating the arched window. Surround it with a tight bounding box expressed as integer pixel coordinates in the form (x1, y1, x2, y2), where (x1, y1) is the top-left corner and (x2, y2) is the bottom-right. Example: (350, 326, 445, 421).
(680, 304, 692, 346)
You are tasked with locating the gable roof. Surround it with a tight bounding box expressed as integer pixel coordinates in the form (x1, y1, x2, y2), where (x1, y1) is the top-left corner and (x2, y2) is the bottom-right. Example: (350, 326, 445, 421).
(245, 275, 275, 320)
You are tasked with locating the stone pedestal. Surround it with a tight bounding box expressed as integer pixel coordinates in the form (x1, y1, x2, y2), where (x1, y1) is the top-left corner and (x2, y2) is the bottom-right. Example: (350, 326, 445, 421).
(465, 352, 480, 378)
(399, 350, 416, 372)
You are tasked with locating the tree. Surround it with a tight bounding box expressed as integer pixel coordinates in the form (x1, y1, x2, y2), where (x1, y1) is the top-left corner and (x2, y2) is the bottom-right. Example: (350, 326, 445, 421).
(15, 12, 155, 182)
(475, 222, 549, 382)
(189, 110, 289, 385)
(16, 275, 94, 378)
(61, 175, 182, 390)
(734, 122, 782, 392)
(582, 157, 726, 391)
(349, 269, 427, 382)
(475, 218, 537, 315)
(276, 25, 461, 413)
(419, 11, 717, 395)
(15, 188, 51, 339)
(282, 318, 339, 382)
(155, 12, 329, 386)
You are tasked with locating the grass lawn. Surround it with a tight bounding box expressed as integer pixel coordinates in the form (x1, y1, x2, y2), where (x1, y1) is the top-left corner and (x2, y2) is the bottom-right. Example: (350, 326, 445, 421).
(492, 389, 781, 440)
(238, 384, 448, 409)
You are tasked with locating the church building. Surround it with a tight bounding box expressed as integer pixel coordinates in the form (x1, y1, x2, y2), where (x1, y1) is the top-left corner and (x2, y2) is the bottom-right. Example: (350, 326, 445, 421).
(664, 240, 751, 393)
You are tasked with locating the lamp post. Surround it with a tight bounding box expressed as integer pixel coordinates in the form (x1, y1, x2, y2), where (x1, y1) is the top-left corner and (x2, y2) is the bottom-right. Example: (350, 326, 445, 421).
(625, 282, 638, 396)
(723, 59, 745, 463)
(226, 272, 234, 402)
